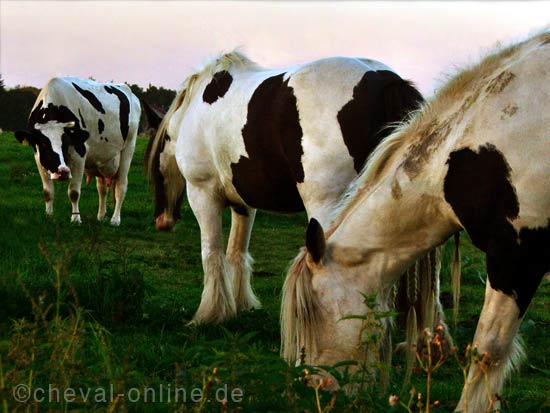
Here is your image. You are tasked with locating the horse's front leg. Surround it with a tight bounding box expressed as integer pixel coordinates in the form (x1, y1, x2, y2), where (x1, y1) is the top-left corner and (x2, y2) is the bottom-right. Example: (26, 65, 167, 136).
(455, 281, 525, 413)
(227, 207, 260, 312)
(188, 183, 236, 324)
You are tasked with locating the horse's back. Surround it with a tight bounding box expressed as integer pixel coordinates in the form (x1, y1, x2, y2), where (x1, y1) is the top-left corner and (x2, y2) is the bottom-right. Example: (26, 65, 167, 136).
(468, 42, 550, 227)
(176, 57, 420, 217)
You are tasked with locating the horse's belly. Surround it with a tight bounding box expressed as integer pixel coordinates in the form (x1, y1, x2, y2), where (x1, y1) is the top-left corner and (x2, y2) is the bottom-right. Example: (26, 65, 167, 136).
(230, 160, 305, 212)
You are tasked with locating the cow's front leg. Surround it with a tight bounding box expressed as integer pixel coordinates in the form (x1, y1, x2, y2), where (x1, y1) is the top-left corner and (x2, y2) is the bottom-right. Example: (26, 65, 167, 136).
(67, 159, 84, 224)
(35, 156, 54, 215)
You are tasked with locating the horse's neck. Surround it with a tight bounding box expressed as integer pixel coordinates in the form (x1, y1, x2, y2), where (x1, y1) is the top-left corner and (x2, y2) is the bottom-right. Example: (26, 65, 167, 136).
(329, 171, 458, 288)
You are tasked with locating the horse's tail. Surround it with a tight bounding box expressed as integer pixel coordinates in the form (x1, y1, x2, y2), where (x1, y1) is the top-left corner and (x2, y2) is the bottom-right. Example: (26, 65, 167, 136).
(280, 249, 322, 365)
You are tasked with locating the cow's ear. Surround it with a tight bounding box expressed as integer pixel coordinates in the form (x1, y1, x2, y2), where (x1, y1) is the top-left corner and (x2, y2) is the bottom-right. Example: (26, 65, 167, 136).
(142, 100, 164, 132)
(15, 130, 33, 146)
(306, 218, 326, 264)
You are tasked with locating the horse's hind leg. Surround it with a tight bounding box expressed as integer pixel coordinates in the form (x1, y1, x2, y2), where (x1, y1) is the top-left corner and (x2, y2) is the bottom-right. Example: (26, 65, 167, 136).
(227, 207, 261, 312)
(455, 282, 525, 413)
(188, 183, 236, 324)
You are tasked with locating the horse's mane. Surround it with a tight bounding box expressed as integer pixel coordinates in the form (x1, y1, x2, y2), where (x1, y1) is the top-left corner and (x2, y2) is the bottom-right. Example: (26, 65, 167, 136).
(146, 50, 258, 182)
(326, 31, 550, 234)
(280, 248, 322, 364)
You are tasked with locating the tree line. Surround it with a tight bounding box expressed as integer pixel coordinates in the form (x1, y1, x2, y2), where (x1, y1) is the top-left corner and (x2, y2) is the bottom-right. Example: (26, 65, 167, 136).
(0, 74, 175, 133)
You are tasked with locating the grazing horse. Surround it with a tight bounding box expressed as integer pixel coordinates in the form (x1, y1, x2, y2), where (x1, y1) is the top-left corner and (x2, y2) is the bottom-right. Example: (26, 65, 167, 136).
(146, 51, 439, 326)
(15, 77, 141, 225)
(281, 32, 550, 411)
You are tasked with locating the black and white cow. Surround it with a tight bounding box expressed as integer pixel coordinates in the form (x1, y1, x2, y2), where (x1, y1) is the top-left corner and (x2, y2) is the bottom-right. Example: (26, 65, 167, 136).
(15, 77, 141, 225)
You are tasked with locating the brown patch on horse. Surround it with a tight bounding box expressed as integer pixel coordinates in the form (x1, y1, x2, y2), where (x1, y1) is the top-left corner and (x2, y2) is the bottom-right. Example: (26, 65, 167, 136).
(401, 120, 448, 179)
(444, 143, 550, 316)
(485, 71, 516, 95)
(337, 71, 423, 173)
(500, 103, 518, 119)
(43, 190, 51, 203)
(391, 179, 402, 199)
(400, 89, 481, 181)
(231, 73, 305, 212)
(203, 71, 233, 104)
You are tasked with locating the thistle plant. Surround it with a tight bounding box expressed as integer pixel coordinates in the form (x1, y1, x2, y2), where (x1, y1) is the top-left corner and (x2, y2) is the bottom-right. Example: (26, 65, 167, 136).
(390, 326, 502, 413)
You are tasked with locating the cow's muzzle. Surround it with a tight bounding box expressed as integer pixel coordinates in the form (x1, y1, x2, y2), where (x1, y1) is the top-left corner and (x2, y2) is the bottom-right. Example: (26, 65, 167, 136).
(51, 166, 72, 181)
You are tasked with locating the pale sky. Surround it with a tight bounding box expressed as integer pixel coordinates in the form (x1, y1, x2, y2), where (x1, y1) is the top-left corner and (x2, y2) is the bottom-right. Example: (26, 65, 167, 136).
(1, 1, 549, 96)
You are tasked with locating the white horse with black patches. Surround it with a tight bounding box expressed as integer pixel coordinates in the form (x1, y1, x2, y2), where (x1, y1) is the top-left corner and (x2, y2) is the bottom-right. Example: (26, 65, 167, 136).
(15, 77, 140, 225)
(281, 32, 550, 411)
(145, 51, 450, 337)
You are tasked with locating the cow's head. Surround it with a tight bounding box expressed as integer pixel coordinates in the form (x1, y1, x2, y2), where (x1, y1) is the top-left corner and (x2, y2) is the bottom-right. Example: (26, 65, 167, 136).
(15, 102, 89, 181)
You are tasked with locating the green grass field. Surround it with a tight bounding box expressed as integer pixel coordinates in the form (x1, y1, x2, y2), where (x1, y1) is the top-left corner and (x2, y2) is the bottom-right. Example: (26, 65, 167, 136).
(1, 131, 549, 412)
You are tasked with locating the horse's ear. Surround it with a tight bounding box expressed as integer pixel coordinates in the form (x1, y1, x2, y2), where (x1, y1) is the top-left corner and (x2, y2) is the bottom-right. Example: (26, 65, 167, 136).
(306, 218, 326, 264)
(141, 99, 164, 133)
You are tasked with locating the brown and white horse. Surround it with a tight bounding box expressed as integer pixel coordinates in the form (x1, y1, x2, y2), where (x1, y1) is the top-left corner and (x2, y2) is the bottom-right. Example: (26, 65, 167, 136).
(282, 32, 550, 411)
(145, 51, 445, 329)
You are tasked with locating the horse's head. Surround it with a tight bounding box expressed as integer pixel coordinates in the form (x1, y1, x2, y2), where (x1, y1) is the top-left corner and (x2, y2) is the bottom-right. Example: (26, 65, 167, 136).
(281, 218, 391, 368)
(144, 100, 186, 232)
(142, 100, 164, 138)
